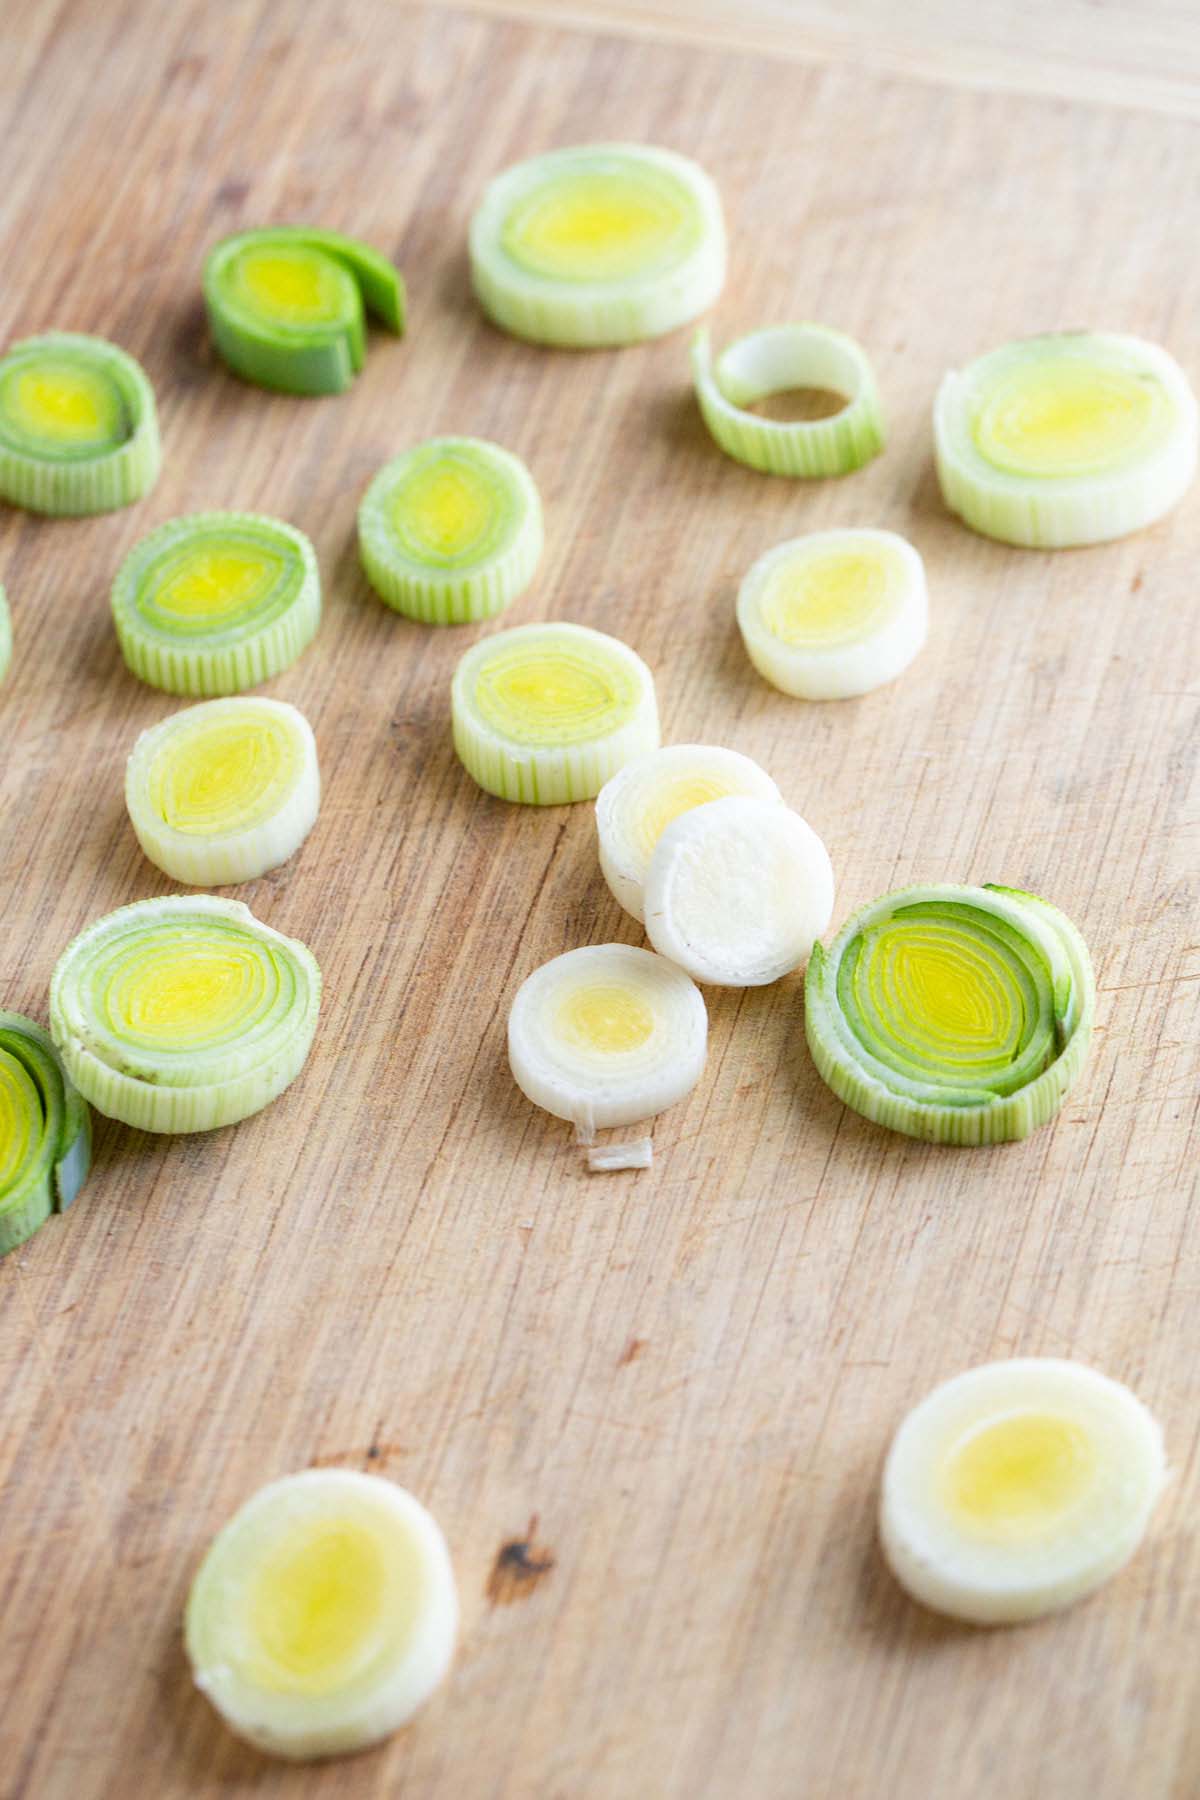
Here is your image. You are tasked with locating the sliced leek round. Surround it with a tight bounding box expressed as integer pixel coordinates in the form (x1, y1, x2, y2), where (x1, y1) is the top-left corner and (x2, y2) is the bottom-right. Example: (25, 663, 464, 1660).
(692, 324, 884, 476)
(0, 584, 10, 685)
(935, 332, 1198, 547)
(126, 698, 319, 886)
(805, 883, 1095, 1145)
(359, 437, 542, 624)
(644, 797, 834, 987)
(111, 511, 320, 696)
(470, 143, 725, 348)
(0, 1011, 91, 1257)
(0, 331, 160, 514)
(186, 1469, 457, 1761)
(881, 1359, 1166, 1625)
(50, 895, 320, 1133)
(452, 621, 659, 804)
(737, 529, 927, 700)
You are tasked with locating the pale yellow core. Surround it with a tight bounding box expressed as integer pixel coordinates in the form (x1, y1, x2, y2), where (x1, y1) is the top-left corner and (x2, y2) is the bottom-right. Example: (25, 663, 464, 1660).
(889, 937, 1011, 1049)
(939, 1411, 1097, 1539)
(11, 367, 117, 445)
(760, 548, 897, 649)
(557, 982, 655, 1054)
(113, 944, 264, 1042)
(504, 171, 689, 281)
(634, 775, 741, 861)
(239, 249, 339, 320)
(0, 1049, 39, 1191)
(974, 359, 1161, 478)
(247, 1519, 386, 1695)
(474, 644, 634, 746)
(151, 716, 294, 835)
(393, 463, 495, 559)
(154, 548, 277, 623)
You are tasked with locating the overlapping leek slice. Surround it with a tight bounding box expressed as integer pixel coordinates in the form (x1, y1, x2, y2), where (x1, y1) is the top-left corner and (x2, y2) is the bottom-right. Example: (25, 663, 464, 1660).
(111, 511, 320, 696)
(805, 883, 1095, 1145)
(0, 331, 160, 514)
(204, 228, 405, 395)
(0, 584, 10, 685)
(359, 437, 542, 624)
(470, 143, 725, 348)
(126, 698, 319, 886)
(0, 1011, 91, 1257)
(935, 332, 1198, 547)
(452, 621, 659, 804)
(881, 1359, 1166, 1625)
(692, 325, 885, 476)
(737, 530, 927, 700)
(186, 1469, 457, 1761)
(50, 895, 320, 1133)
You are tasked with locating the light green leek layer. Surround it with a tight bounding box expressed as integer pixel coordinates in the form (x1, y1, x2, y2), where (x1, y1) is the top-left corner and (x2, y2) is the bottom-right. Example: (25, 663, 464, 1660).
(0, 332, 160, 514)
(0, 585, 10, 685)
(0, 1010, 91, 1256)
(692, 324, 884, 476)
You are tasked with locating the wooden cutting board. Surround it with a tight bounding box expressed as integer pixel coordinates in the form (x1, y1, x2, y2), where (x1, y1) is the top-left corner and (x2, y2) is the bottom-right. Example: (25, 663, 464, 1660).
(2, 3, 1198, 1796)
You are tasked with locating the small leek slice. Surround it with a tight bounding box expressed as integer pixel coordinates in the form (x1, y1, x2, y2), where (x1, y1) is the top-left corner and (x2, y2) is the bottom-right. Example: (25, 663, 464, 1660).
(204, 227, 405, 395)
(452, 621, 659, 804)
(0, 584, 10, 685)
(470, 143, 725, 348)
(111, 511, 320, 696)
(358, 437, 542, 624)
(804, 883, 1095, 1145)
(185, 1469, 457, 1761)
(50, 895, 320, 1133)
(935, 331, 1198, 547)
(692, 324, 884, 476)
(126, 698, 320, 886)
(0, 1011, 91, 1257)
(737, 529, 927, 700)
(0, 331, 160, 514)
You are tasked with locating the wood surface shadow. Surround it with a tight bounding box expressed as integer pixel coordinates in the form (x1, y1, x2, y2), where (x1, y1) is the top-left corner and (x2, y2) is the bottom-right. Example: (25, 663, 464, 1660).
(644, 382, 725, 466)
(850, 1518, 983, 1653)
(166, 295, 219, 390)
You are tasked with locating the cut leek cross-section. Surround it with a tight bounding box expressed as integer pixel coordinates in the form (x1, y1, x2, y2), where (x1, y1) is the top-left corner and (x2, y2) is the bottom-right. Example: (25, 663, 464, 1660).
(0, 584, 10, 685)
(693, 325, 884, 476)
(0, 332, 160, 514)
(0, 1011, 91, 1257)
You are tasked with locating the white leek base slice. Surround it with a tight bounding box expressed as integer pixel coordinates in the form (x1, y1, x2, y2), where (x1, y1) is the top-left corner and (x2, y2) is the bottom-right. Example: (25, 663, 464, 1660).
(186, 1470, 458, 1761)
(737, 530, 927, 700)
(935, 331, 1198, 548)
(508, 943, 706, 1131)
(644, 797, 834, 987)
(0, 584, 9, 684)
(596, 744, 781, 923)
(692, 325, 885, 476)
(881, 1359, 1167, 1625)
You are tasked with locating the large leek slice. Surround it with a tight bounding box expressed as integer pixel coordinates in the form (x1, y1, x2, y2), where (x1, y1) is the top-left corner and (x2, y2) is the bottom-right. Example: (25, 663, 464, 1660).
(692, 325, 884, 476)
(935, 332, 1198, 547)
(204, 228, 405, 396)
(359, 437, 542, 624)
(186, 1469, 457, 1760)
(0, 584, 10, 685)
(805, 883, 1095, 1145)
(0, 331, 160, 514)
(470, 143, 725, 348)
(111, 511, 320, 696)
(50, 895, 320, 1133)
(452, 621, 659, 804)
(0, 1011, 91, 1257)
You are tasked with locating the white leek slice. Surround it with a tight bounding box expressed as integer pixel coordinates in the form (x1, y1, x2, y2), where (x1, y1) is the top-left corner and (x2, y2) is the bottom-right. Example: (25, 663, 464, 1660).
(0, 1010, 91, 1257)
(935, 331, 1198, 547)
(125, 698, 320, 886)
(881, 1359, 1166, 1625)
(0, 331, 160, 515)
(644, 797, 833, 987)
(470, 143, 725, 348)
(0, 584, 10, 685)
(692, 325, 884, 476)
(737, 530, 927, 700)
(185, 1469, 457, 1761)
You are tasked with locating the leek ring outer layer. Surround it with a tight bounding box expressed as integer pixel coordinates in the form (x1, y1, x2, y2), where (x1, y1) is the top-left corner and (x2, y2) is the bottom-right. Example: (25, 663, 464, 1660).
(0, 332, 160, 515)
(692, 324, 885, 476)
(0, 585, 10, 685)
(0, 1010, 91, 1256)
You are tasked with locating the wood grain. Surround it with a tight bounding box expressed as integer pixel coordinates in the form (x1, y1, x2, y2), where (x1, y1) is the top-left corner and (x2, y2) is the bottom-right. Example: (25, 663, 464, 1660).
(1, 2, 1199, 1797)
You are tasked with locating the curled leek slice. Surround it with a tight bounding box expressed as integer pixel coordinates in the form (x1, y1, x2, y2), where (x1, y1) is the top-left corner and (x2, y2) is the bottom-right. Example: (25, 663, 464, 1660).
(111, 511, 320, 696)
(935, 332, 1198, 547)
(126, 698, 319, 886)
(204, 227, 405, 395)
(0, 331, 160, 515)
(692, 324, 884, 476)
(452, 621, 659, 804)
(804, 883, 1095, 1145)
(470, 143, 725, 348)
(0, 1011, 91, 1257)
(0, 585, 10, 685)
(186, 1469, 457, 1761)
(358, 437, 542, 625)
(50, 895, 321, 1133)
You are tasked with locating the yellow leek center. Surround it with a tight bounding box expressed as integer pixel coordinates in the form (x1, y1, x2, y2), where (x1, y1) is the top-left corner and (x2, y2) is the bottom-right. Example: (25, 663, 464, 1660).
(504, 171, 692, 282)
(634, 775, 741, 859)
(939, 1411, 1097, 1538)
(112, 943, 265, 1042)
(760, 549, 896, 648)
(6, 363, 124, 449)
(392, 462, 496, 560)
(238, 248, 341, 321)
(247, 1519, 386, 1694)
(0, 1049, 39, 1190)
(153, 547, 279, 624)
(474, 645, 632, 746)
(558, 982, 655, 1054)
(974, 359, 1161, 478)
(150, 716, 294, 835)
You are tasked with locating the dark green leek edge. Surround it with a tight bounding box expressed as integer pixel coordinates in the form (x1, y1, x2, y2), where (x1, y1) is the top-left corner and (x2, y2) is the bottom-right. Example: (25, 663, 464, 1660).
(0, 1010, 92, 1256)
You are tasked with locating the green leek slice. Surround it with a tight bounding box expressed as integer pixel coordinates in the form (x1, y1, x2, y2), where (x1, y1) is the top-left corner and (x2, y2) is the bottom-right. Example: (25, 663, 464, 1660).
(692, 324, 885, 476)
(805, 883, 1095, 1145)
(50, 895, 321, 1134)
(0, 585, 10, 685)
(0, 331, 160, 514)
(0, 1010, 91, 1257)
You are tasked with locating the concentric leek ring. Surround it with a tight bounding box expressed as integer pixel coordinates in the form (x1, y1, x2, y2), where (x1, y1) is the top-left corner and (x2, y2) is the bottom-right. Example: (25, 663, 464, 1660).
(692, 324, 885, 477)
(0, 584, 10, 685)
(0, 331, 160, 515)
(0, 1010, 91, 1256)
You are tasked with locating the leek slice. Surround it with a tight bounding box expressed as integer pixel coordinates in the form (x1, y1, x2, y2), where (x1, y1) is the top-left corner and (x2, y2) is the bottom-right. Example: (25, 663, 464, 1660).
(358, 437, 542, 624)
(804, 883, 1095, 1145)
(186, 1469, 457, 1761)
(470, 143, 725, 348)
(0, 331, 160, 514)
(452, 621, 659, 804)
(204, 228, 405, 396)
(126, 698, 320, 886)
(692, 324, 884, 476)
(0, 1011, 91, 1257)
(111, 511, 320, 696)
(935, 332, 1198, 547)
(737, 529, 927, 700)
(50, 895, 320, 1133)
(0, 585, 10, 685)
